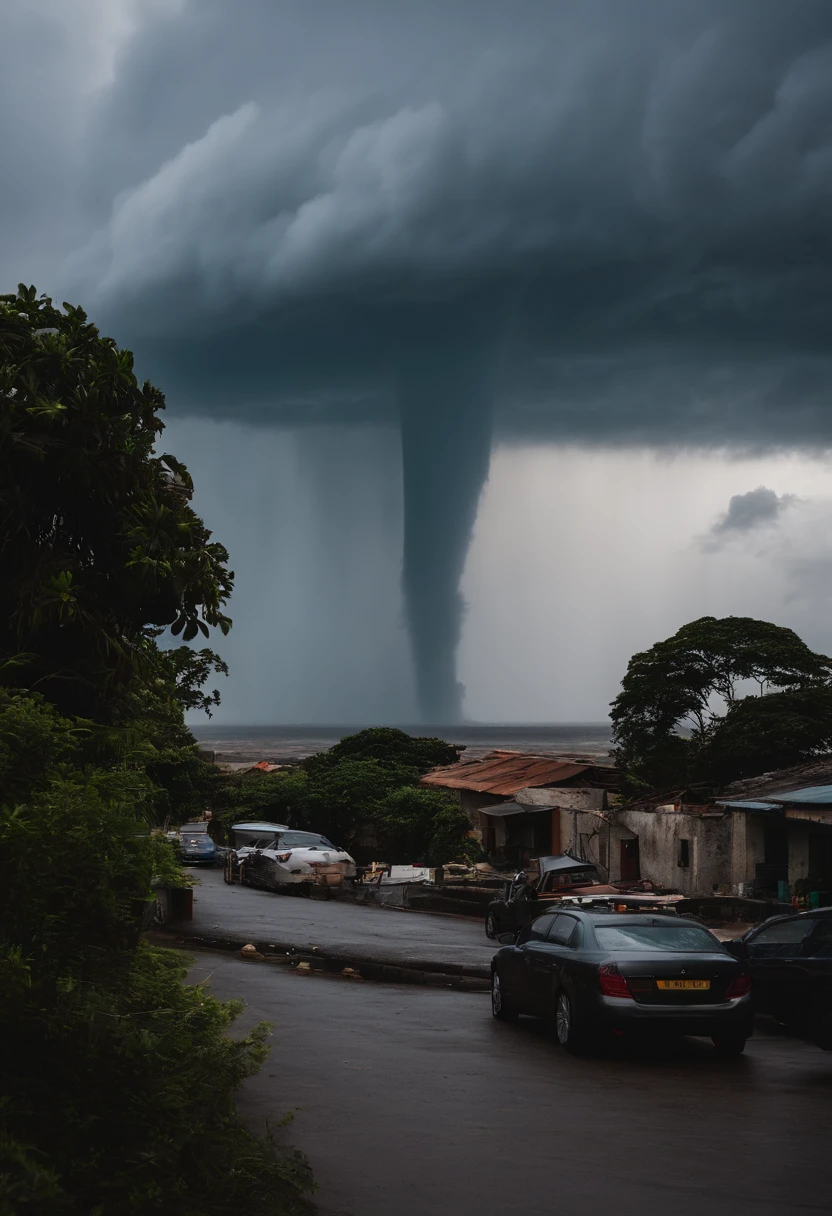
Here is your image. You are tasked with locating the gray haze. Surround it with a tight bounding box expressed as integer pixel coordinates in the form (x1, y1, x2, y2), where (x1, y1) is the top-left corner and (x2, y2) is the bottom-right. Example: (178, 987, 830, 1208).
(2, 1, 832, 719)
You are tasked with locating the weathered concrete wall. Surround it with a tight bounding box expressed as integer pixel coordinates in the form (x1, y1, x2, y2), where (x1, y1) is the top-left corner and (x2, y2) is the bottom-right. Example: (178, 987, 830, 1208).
(788, 819, 811, 888)
(459, 789, 505, 835)
(557, 810, 630, 880)
(616, 810, 733, 895)
(744, 815, 767, 886)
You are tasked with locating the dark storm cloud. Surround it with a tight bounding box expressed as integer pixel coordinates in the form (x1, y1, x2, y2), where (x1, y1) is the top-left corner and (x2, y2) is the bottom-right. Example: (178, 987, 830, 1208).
(702, 486, 797, 550)
(4, 0, 832, 719)
(60, 0, 832, 449)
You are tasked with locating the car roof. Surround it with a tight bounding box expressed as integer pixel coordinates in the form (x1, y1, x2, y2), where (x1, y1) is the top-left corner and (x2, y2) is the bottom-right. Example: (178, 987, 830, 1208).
(537, 855, 599, 874)
(753, 905, 832, 928)
(564, 910, 701, 927)
(231, 822, 290, 832)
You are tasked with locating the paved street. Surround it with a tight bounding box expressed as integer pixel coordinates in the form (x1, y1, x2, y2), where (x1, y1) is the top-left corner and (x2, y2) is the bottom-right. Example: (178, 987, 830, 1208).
(184, 867, 495, 970)
(189, 953, 832, 1216)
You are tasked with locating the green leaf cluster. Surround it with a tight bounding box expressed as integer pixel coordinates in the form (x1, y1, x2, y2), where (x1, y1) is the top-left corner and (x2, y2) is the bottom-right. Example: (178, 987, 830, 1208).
(0, 288, 311, 1215)
(0, 691, 314, 1215)
(0, 286, 233, 719)
(610, 616, 832, 790)
(214, 728, 473, 865)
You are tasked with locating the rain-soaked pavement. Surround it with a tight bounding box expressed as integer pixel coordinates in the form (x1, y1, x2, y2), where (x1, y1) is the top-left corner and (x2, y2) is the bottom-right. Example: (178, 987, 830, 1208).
(188, 952, 832, 1216)
(183, 866, 495, 970)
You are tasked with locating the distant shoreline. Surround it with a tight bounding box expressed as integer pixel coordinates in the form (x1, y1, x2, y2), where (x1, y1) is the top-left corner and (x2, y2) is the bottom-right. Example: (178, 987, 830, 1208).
(190, 722, 614, 765)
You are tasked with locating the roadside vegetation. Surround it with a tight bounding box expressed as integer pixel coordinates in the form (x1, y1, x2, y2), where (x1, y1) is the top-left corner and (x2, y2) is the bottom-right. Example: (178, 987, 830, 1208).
(214, 726, 479, 865)
(611, 615, 832, 793)
(0, 287, 314, 1214)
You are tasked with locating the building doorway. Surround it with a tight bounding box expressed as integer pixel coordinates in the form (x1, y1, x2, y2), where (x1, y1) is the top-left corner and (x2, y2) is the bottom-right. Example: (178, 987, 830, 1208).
(620, 837, 640, 882)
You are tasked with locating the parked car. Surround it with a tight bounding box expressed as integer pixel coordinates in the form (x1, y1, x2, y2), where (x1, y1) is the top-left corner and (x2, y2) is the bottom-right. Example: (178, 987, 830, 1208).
(236, 829, 357, 890)
(179, 828, 216, 866)
(725, 906, 832, 1050)
(215, 821, 290, 867)
(484, 855, 619, 938)
(491, 909, 754, 1054)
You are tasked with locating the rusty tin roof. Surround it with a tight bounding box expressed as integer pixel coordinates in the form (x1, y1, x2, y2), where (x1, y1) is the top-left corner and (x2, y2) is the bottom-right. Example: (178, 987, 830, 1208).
(419, 750, 592, 796)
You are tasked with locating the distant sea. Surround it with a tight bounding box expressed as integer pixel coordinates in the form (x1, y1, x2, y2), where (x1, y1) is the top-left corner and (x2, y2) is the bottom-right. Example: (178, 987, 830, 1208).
(190, 722, 613, 764)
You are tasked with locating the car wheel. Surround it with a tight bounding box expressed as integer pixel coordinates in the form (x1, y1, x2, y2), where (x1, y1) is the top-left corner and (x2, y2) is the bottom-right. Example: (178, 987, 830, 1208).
(711, 1034, 747, 1057)
(555, 990, 586, 1052)
(491, 970, 518, 1022)
(485, 912, 498, 940)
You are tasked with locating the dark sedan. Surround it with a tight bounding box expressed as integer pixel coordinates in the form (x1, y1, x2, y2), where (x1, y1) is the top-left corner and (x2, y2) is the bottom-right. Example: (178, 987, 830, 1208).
(725, 907, 832, 1050)
(491, 909, 754, 1054)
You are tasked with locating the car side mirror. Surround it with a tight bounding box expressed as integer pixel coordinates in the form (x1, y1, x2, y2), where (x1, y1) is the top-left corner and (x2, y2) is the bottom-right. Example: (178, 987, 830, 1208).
(497, 932, 516, 945)
(725, 939, 748, 959)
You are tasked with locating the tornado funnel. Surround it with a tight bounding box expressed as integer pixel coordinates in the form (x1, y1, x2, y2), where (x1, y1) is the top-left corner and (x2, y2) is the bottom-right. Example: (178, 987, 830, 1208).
(398, 295, 505, 722)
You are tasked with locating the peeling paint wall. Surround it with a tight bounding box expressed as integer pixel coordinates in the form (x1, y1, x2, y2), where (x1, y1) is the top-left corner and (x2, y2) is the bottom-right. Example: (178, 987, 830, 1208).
(616, 810, 734, 895)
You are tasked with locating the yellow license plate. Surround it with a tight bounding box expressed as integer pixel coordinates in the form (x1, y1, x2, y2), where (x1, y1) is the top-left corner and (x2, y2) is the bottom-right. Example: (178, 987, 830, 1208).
(656, 979, 710, 991)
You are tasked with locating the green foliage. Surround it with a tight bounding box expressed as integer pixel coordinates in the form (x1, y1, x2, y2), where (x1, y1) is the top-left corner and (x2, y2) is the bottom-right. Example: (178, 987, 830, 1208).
(212, 769, 311, 843)
(0, 946, 314, 1216)
(702, 687, 832, 785)
(0, 693, 313, 1215)
(374, 786, 475, 865)
(303, 758, 417, 844)
(610, 616, 832, 790)
(0, 283, 311, 1215)
(313, 727, 462, 773)
(214, 739, 474, 865)
(0, 286, 233, 719)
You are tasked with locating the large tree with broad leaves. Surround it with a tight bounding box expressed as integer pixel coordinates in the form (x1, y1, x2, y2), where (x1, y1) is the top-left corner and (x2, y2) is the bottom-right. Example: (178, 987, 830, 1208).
(610, 616, 832, 790)
(0, 285, 233, 718)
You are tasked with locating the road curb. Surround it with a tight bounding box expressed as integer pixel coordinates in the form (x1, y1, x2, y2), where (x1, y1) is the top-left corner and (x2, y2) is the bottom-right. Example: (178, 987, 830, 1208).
(150, 928, 492, 991)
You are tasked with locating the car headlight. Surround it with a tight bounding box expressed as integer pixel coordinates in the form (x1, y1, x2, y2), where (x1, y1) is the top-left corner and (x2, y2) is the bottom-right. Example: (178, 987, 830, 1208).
(276, 852, 292, 862)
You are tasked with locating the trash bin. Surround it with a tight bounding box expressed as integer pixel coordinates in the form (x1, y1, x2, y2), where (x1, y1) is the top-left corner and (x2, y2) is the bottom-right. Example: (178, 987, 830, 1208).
(777, 880, 790, 903)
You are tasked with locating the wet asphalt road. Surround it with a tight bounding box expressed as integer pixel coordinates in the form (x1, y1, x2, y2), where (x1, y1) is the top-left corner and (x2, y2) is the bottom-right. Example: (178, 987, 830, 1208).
(184, 867, 495, 970)
(189, 953, 832, 1216)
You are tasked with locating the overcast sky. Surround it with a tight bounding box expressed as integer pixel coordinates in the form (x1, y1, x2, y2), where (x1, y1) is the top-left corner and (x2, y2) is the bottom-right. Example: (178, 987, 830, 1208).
(3, 1, 832, 723)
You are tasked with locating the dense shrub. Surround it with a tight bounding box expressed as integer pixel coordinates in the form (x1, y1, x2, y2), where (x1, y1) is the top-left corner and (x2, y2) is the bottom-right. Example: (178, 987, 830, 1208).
(0, 693, 314, 1215)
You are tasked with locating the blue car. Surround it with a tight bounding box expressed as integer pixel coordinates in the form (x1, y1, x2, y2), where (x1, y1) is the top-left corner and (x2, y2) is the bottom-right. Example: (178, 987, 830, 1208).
(179, 827, 216, 866)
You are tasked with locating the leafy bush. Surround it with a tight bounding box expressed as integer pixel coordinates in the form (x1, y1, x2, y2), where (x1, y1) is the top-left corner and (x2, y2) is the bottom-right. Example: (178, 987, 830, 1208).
(0, 286, 233, 720)
(374, 786, 476, 865)
(0, 702, 313, 1215)
(313, 727, 461, 773)
(0, 946, 314, 1216)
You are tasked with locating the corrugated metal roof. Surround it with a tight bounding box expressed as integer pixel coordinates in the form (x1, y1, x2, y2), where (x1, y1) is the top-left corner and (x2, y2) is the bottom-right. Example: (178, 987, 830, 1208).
(719, 783, 832, 810)
(716, 799, 784, 813)
(420, 751, 590, 796)
(768, 784, 832, 805)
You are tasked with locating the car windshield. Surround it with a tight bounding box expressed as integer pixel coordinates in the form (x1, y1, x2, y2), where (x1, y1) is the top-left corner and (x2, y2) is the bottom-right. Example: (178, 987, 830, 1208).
(272, 832, 334, 849)
(595, 923, 719, 952)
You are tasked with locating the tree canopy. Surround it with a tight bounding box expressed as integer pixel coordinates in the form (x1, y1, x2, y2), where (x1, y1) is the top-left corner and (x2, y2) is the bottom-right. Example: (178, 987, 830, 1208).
(213, 728, 476, 866)
(0, 289, 312, 1213)
(610, 616, 832, 790)
(0, 285, 233, 717)
(308, 726, 462, 773)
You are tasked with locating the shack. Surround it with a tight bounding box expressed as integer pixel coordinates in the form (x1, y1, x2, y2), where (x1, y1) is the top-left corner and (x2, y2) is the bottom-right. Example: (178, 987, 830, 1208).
(420, 751, 621, 863)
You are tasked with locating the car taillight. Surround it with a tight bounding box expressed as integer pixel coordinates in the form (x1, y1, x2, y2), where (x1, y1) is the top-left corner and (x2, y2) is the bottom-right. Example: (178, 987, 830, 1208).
(725, 973, 752, 999)
(598, 963, 633, 999)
